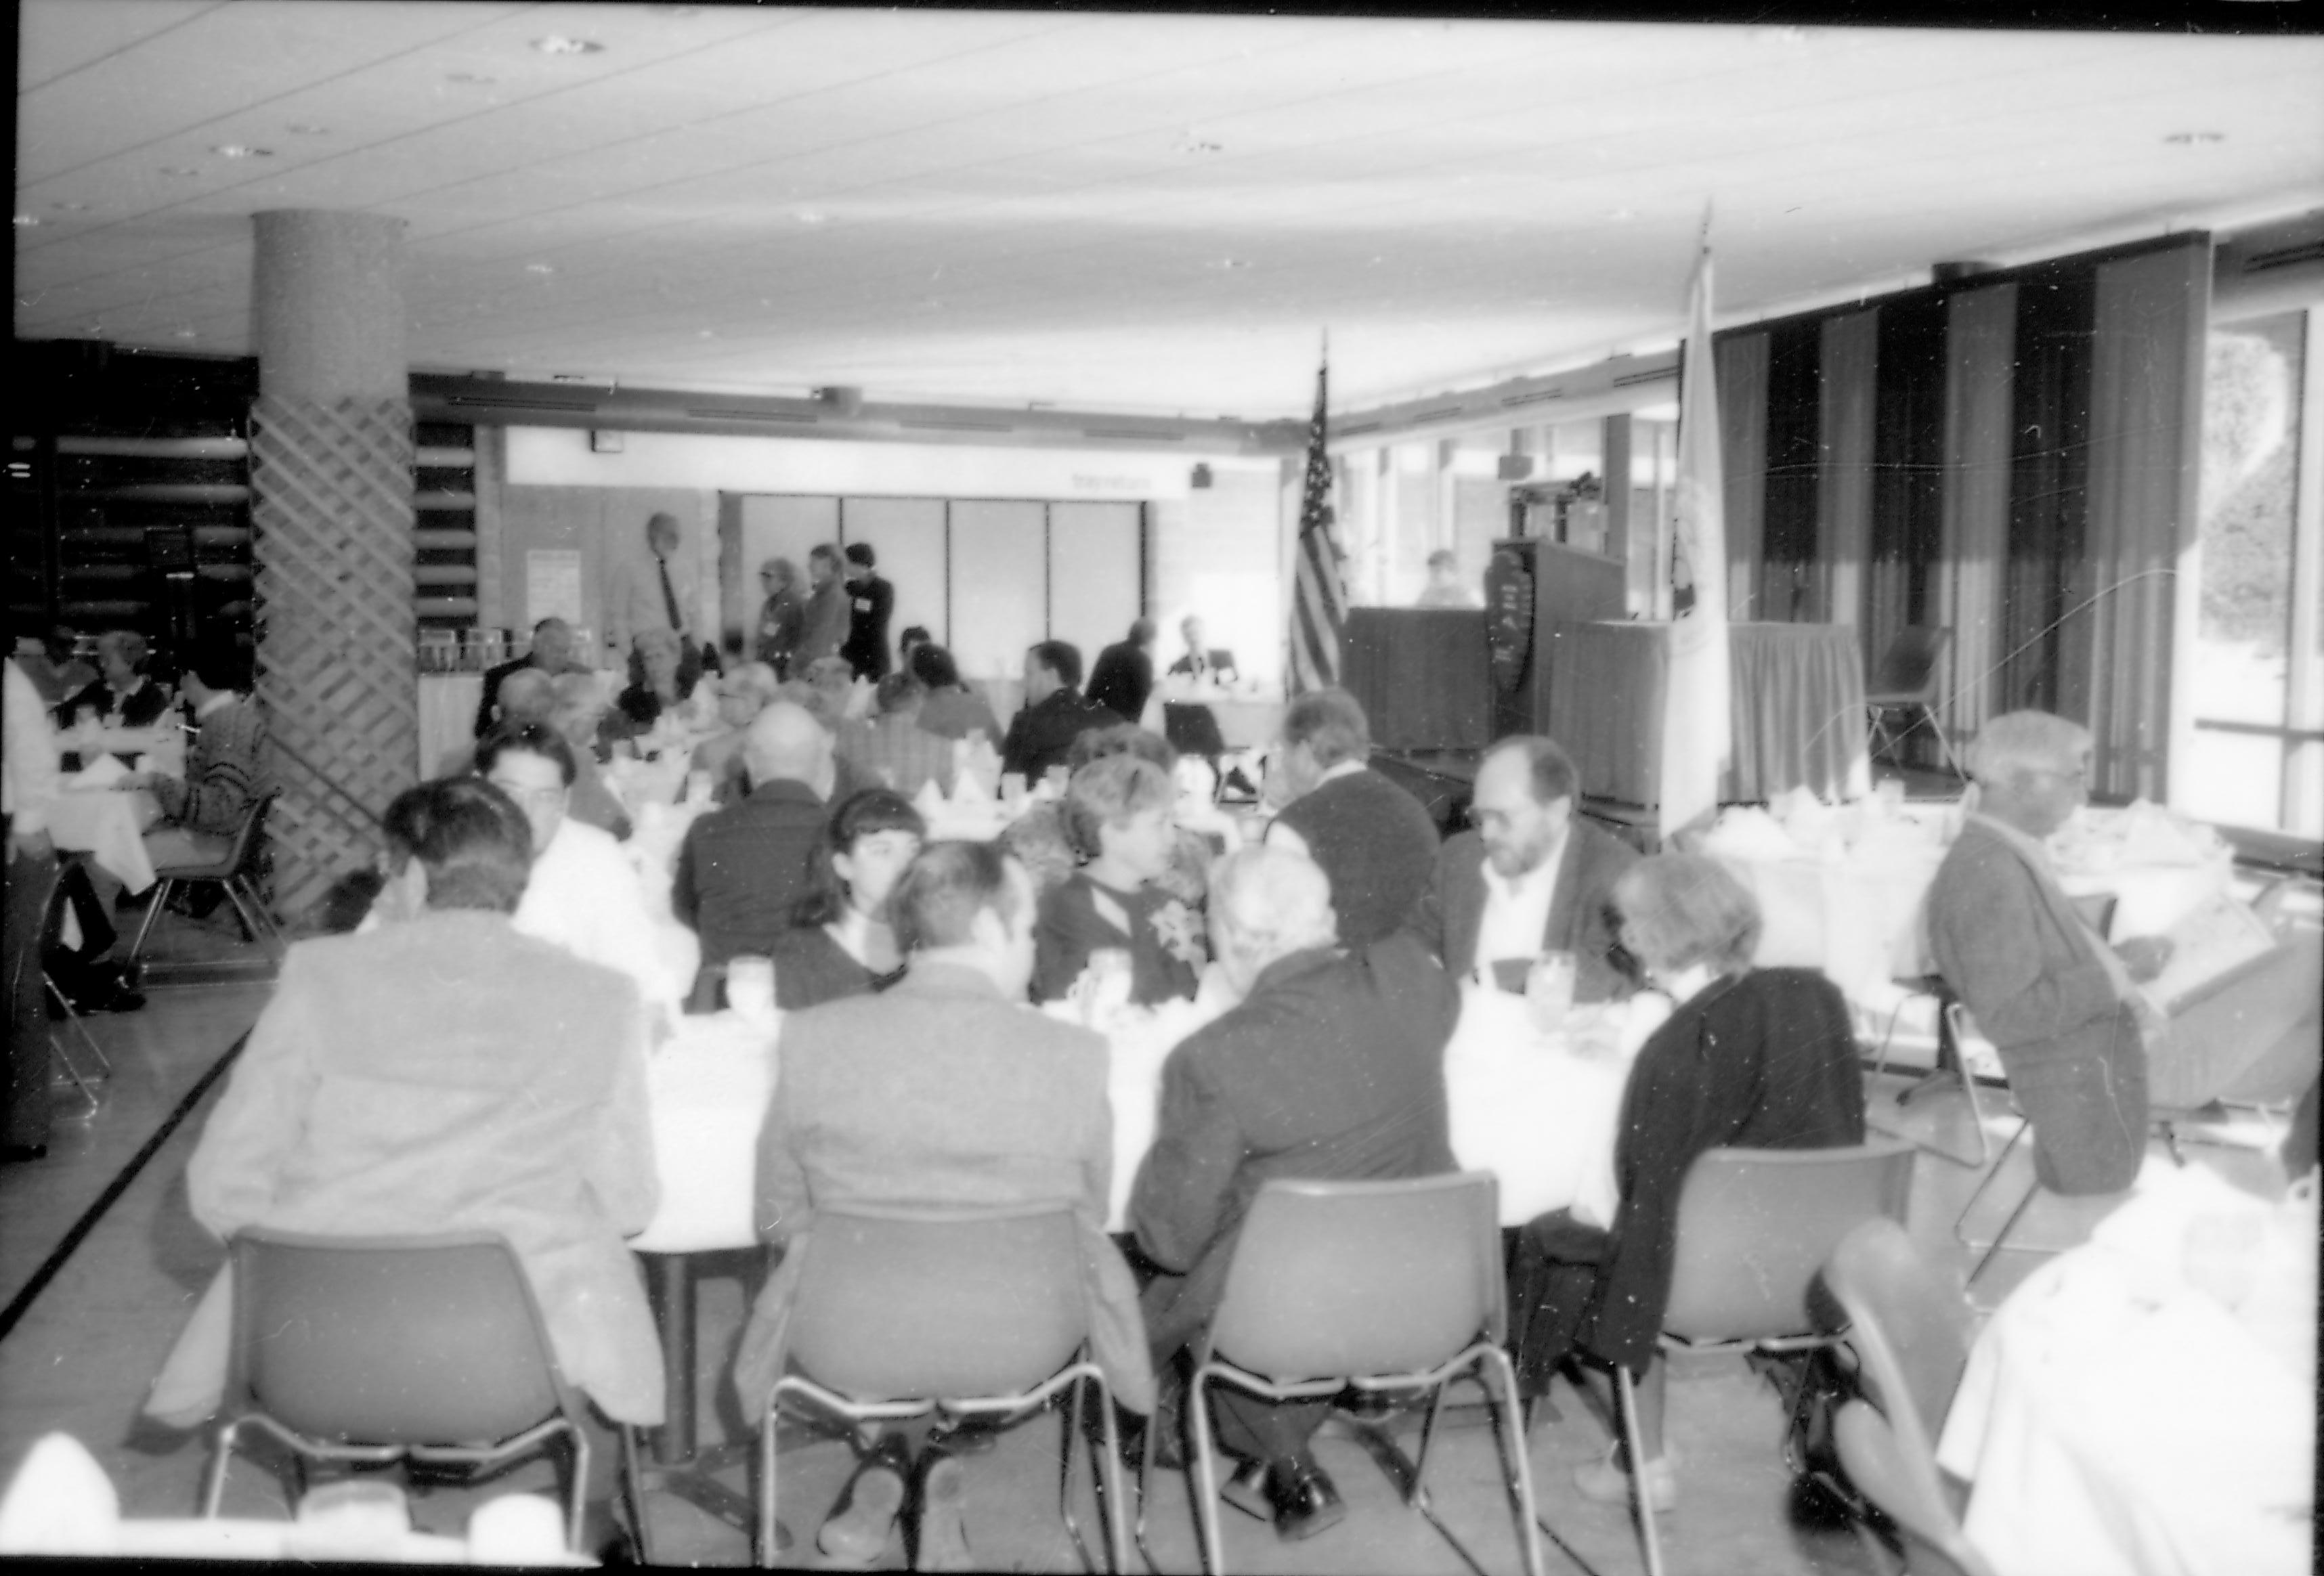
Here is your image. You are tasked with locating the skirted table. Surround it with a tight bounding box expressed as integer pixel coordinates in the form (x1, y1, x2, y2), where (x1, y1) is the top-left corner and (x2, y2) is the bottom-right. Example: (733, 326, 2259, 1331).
(1545, 619, 1872, 808)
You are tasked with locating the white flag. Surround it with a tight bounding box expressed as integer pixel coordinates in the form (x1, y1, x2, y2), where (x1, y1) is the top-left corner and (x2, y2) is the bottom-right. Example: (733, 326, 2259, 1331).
(1658, 242, 1731, 843)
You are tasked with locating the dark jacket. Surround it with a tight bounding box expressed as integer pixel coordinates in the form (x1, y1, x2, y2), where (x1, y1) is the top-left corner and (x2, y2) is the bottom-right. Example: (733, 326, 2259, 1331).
(1085, 641, 1154, 725)
(1269, 768, 1441, 946)
(1511, 967, 1864, 1380)
(840, 573, 895, 680)
(670, 778, 826, 979)
(1406, 821, 1641, 1002)
(1130, 934, 1460, 1363)
(1001, 688, 1124, 783)
(1928, 816, 2149, 1193)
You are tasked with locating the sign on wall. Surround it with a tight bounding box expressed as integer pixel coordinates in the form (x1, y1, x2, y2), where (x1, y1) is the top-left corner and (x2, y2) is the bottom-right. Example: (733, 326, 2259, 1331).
(525, 548, 584, 629)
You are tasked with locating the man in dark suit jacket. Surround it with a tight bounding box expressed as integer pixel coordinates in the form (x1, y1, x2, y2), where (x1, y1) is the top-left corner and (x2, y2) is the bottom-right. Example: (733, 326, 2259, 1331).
(1000, 640, 1123, 783)
(1929, 711, 2167, 1195)
(1084, 617, 1157, 724)
(670, 701, 831, 1001)
(1132, 846, 1459, 1543)
(838, 542, 895, 681)
(473, 617, 581, 737)
(1264, 688, 1439, 946)
(1165, 614, 1237, 685)
(1406, 734, 1639, 1003)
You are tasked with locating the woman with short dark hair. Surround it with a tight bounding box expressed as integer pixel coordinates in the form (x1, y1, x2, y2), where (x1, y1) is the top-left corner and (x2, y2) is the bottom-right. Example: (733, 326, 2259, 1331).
(769, 789, 928, 1010)
(59, 628, 171, 729)
(1506, 854, 1864, 1512)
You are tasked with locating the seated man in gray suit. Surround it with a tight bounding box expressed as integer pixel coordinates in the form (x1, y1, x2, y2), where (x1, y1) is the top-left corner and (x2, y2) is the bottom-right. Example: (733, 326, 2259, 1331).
(1406, 735, 1639, 1004)
(735, 841, 1151, 1571)
(1929, 711, 2170, 1195)
(1132, 846, 1459, 1544)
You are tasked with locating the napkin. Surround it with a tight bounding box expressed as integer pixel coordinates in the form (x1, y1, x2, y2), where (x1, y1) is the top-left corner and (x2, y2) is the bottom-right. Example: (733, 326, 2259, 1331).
(0, 1433, 119, 1554)
(67, 753, 129, 790)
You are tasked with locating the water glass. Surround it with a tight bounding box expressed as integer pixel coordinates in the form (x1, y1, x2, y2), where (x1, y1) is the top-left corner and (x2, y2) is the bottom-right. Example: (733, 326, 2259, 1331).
(725, 955, 777, 1028)
(1526, 950, 1576, 1034)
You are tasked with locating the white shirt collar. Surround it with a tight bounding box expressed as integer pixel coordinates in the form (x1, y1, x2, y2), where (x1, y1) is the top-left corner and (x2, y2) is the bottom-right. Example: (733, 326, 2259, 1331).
(194, 690, 238, 720)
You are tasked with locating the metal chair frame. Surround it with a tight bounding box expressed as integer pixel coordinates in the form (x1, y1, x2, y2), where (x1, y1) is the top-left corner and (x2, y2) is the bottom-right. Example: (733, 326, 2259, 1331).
(123, 789, 286, 973)
(753, 1202, 1130, 1573)
(201, 1227, 651, 1560)
(1864, 626, 1962, 779)
(26, 861, 110, 1115)
(1866, 992, 1995, 1170)
(1610, 1141, 1918, 1576)
(1174, 1173, 1545, 1576)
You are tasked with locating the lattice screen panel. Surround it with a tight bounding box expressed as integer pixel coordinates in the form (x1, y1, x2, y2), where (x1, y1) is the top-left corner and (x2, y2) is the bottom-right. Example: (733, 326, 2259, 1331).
(250, 395, 416, 919)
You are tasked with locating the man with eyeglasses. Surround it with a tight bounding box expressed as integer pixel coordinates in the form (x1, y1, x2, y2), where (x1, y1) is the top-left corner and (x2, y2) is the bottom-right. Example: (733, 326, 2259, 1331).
(1927, 710, 2170, 1195)
(1406, 735, 1639, 1003)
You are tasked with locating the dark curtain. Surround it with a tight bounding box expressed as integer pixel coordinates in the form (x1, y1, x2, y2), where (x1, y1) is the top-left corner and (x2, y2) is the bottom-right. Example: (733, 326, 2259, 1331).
(1816, 308, 1879, 657)
(1937, 284, 2019, 753)
(1866, 293, 1948, 681)
(1759, 318, 1823, 621)
(2003, 269, 2096, 717)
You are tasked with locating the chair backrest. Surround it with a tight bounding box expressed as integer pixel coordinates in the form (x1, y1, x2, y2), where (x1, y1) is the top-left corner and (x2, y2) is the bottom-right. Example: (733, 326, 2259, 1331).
(1661, 1141, 1916, 1343)
(225, 1229, 571, 1447)
(1823, 1218, 1971, 1458)
(784, 1202, 1090, 1401)
(1207, 1172, 1501, 1381)
(223, 789, 280, 877)
(1868, 626, 1952, 701)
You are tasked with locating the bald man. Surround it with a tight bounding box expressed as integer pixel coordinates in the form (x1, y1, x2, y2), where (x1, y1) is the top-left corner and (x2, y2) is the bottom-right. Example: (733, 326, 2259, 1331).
(670, 701, 836, 1002)
(605, 511, 703, 663)
(1130, 847, 1459, 1540)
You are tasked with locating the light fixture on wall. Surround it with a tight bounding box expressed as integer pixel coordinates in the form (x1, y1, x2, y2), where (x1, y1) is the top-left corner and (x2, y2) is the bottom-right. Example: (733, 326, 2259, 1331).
(1497, 454, 1534, 481)
(589, 430, 625, 454)
(1190, 463, 1213, 489)
(815, 386, 865, 418)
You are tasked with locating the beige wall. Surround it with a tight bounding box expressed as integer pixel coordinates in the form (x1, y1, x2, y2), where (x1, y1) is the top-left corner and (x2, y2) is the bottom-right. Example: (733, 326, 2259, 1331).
(495, 484, 716, 663)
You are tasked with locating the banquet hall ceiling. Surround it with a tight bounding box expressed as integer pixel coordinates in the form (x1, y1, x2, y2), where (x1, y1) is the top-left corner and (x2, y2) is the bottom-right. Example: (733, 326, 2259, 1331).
(15, 3, 2324, 422)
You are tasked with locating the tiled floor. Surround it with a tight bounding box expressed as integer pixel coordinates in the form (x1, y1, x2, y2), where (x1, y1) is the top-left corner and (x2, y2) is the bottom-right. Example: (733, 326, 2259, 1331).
(0, 896, 2302, 1573)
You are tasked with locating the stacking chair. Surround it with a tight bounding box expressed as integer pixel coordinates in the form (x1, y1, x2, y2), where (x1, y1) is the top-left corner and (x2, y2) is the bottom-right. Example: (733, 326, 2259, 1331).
(123, 789, 286, 976)
(1181, 1173, 1543, 1576)
(1866, 987, 1992, 1169)
(1613, 1141, 1917, 1576)
(26, 862, 108, 1117)
(1864, 627, 1960, 778)
(202, 1228, 650, 1560)
(755, 1202, 1130, 1572)
(1822, 1218, 1996, 1576)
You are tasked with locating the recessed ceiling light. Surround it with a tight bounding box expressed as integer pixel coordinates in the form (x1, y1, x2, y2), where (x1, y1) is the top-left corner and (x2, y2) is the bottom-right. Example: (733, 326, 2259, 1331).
(159, 167, 202, 177)
(794, 209, 827, 226)
(1209, 257, 1251, 271)
(2164, 131, 2226, 145)
(447, 72, 496, 85)
(286, 123, 330, 136)
(525, 263, 555, 274)
(13, 213, 39, 227)
(50, 200, 89, 212)
(532, 35, 603, 55)
(697, 329, 715, 338)
(213, 144, 273, 159)
(172, 328, 198, 340)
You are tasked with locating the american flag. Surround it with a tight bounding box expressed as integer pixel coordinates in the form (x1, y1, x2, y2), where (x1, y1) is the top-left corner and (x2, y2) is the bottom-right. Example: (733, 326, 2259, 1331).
(1289, 357, 1346, 694)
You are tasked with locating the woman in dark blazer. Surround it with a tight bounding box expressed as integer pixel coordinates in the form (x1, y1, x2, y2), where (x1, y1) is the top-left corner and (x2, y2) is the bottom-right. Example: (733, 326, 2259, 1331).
(1507, 854, 1864, 1512)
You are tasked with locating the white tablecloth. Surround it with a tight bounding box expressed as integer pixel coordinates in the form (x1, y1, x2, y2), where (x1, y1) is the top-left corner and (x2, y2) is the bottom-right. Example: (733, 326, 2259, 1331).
(640, 981, 1652, 1249)
(1937, 1168, 2315, 1576)
(415, 673, 483, 779)
(1710, 805, 2237, 1007)
(47, 786, 161, 894)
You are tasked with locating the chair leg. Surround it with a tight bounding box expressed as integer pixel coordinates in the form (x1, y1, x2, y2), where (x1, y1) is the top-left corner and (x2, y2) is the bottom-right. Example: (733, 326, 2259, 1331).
(1094, 1378, 1130, 1575)
(1953, 1118, 2032, 1245)
(124, 878, 173, 969)
(1480, 1347, 1547, 1576)
(756, 1401, 777, 1569)
(1613, 1364, 1665, 1576)
(1187, 1368, 1225, 1576)
(1410, 1382, 1449, 1506)
(200, 1422, 239, 1516)
(1964, 1181, 2042, 1290)
(563, 1423, 591, 1555)
(44, 973, 111, 1077)
(620, 1424, 655, 1567)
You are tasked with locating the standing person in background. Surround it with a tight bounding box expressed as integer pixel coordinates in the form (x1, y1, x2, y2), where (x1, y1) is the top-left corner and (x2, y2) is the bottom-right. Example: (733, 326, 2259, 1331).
(4, 658, 61, 1161)
(840, 542, 895, 681)
(1085, 618, 1158, 726)
(1415, 548, 1483, 609)
(754, 558, 806, 680)
(603, 511, 701, 665)
(797, 544, 853, 670)
(897, 626, 932, 668)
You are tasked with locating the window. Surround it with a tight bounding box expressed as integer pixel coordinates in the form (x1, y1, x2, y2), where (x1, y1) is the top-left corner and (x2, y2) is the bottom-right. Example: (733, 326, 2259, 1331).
(2183, 307, 2323, 837)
